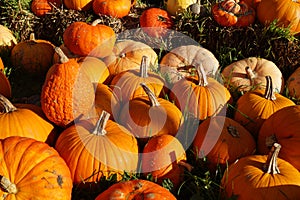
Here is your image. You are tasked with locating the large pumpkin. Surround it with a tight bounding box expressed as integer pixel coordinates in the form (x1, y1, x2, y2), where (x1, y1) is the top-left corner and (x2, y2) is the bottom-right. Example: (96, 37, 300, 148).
(95, 179, 177, 200)
(257, 0, 300, 35)
(93, 0, 132, 18)
(55, 111, 139, 186)
(63, 19, 116, 58)
(0, 136, 73, 199)
(221, 143, 300, 199)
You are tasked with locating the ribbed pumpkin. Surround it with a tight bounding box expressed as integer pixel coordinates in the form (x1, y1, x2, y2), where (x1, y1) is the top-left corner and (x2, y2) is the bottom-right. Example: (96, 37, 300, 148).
(142, 134, 187, 190)
(0, 136, 73, 199)
(234, 76, 295, 139)
(41, 47, 95, 128)
(0, 94, 57, 145)
(55, 111, 139, 186)
(31, 0, 62, 17)
(193, 116, 256, 171)
(221, 143, 300, 200)
(110, 56, 165, 103)
(103, 39, 158, 77)
(63, 19, 116, 58)
(0, 71, 11, 98)
(10, 33, 55, 77)
(0, 25, 17, 55)
(93, 0, 132, 18)
(287, 66, 300, 100)
(170, 64, 232, 120)
(95, 179, 177, 200)
(63, 0, 93, 10)
(257, 105, 300, 171)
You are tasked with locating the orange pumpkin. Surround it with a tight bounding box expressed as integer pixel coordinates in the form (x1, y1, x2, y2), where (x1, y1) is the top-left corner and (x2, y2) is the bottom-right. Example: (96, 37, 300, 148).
(31, 0, 62, 17)
(221, 143, 300, 199)
(0, 71, 11, 98)
(63, 19, 116, 58)
(55, 111, 139, 186)
(41, 47, 95, 128)
(63, 0, 93, 10)
(93, 0, 132, 18)
(0, 57, 4, 71)
(0, 136, 73, 199)
(95, 179, 177, 200)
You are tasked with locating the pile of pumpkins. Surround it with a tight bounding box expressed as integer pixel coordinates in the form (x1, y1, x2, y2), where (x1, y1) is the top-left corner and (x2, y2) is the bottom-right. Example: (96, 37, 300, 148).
(1, 0, 300, 199)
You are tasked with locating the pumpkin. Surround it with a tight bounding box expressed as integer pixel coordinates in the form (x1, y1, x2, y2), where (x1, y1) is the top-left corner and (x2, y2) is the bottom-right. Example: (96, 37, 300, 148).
(139, 7, 174, 38)
(212, 0, 256, 27)
(243, 0, 261, 9)
(93, 0, 132, 18)
(63, 0, 92, 10)
(257, 0, 300, 35)
(63, 19, 116, 58)
(142, 134, 187, 189)
(103, 39, 158, 77)
(95, 179, 177, 200)
(0, 136, 73, 199)
(159, 45, 220, 87)
(221, 143, 300, 199)
(234, 76, 295, 139)
(221, 57, 284, 93)
(110, 56, 165, 103)
(0, 94, 57, 145)
(52, 43, 80, 63)
(165, 0, 196, 16)
(287, 66, 300, 100)
(0, 25, 17, 55)
(0, 71, 11, 98)
(41, 47, 95, 128)
(257, 105, 300, 171)
(117, 83, 183, 144)
(193, 116, 256, 171)
(10, 33, 55, 77)
(170, 63, 232, 121)
(0, 57, 4, 71)
(31, 0, 62, 17)
(55, 111, 139, 186)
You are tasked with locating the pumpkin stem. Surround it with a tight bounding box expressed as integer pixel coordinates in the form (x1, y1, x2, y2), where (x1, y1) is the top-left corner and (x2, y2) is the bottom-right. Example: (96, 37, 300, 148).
(91, 19, 102, 26)
(263, 143, 281, 174)
(0, 175, 18, 194)
(196, 63, 208, 86)
(140, 83, 160, 107)
(140, 56, 148, 78)
(245, 66, 256, 85)
(54, 47, 69, 64)
(264, 76, 276, 100)
(227, 125, 240, 138)
(29, 33, 35, 40)
(0, 94, 17, 113)
(93, 110, 110, 136)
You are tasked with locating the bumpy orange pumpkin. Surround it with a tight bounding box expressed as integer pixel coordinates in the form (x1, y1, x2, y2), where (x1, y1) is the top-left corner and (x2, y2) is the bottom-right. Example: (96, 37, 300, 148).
(0, 136, 73, 199)
(63, 19, 116, 58)
(93, 0, 132, 18)
(212, 0, 256, 27)
(287, 66, 300, 100)
(31, 0, 62, 17)
(55, 111, 139, 186)
(41, 47, 95, 128)
(221, 143, 300, 199)
(95, 179, 177, 200)
(0, 71, 11, 98)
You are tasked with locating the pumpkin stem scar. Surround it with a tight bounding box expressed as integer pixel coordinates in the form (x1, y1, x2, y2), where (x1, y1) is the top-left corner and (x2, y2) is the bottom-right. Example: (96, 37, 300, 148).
(0, 175, 18, 194)
(227, 125, 240, 137)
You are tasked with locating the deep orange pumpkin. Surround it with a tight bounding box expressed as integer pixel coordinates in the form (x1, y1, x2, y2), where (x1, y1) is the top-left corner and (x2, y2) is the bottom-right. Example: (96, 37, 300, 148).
(31, 0, 62, 17)
(93, 0, 132, 18)
(63, 0, 93, 11)
(0, 71, 11, 99)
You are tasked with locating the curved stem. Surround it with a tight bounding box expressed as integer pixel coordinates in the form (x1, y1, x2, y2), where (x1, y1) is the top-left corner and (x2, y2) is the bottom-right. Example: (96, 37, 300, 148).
(140, 83, 160, 107)
(29, 32, 35, 40)
(264, 76, 276, 100)
(196, 63, 208, 86)
(263, 143, 281, 174)
(140, 56, 148, 78)
(54, 47, 69, 64)
(91, 19, 102, 26)
(92, 110, 110, 136)
(0, 94, 17, 113)
(0, 175, 18, 194)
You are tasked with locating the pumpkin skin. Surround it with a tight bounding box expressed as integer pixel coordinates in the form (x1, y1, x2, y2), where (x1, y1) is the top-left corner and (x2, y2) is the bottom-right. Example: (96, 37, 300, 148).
(55, 111, 139, 186)
(221, 57, 284, 93)
(103, 39, 158, 77)
(0, 94, 57, 145)
(193, 116, 256, 171)
(234, 76, 295, 139)
(63, 0, 92, 10)
(287, 66, 300, 100)
(243, 0, 261, 9)
(212, 0, 256, 27)
(221, 143, 300, 200)
(0, 71, 11, 98)
(93, 0, 132, 18)
(142, 134, 187, 189)
(0, 57, 4, 71)
(0, 136, 73, 199)
(257, 105, 300, 171)
(165, 0, 195, 16)
(257, 0, 300, 35)
(63, 19, 116, 58)
(95, 179, 177, 200)
(31, 0, 62, 17)
(41, 47, 95, 128)
(140, 7, 174, 38)
(0, 25, 17, 55)
(160, 45, 220, 87)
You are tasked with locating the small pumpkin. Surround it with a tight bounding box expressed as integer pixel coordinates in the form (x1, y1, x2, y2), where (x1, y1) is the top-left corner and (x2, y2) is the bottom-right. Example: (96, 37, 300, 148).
(139, 7, 174, 38)
(212, 0, 256, 27)
(93, 0, 132, 18)
(63, 19, 116, 58)
(0, 71, 11, 98)
(95, 179, 177, 200)
(0, 25, 17, 55)
(31, 0, 62, 17)
(287, 66, 300, 100)
(221, 143, 300, 199)
(63, 0, 92, 10)
(55, 111, 139, 186)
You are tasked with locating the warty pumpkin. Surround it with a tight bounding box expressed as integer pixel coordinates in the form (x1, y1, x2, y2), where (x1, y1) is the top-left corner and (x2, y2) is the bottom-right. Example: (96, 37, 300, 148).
(221, 143, 300, 200)
(93, 0, 132, 18)
(0, 136, 73, 199)
(0, 70, 11, 99)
